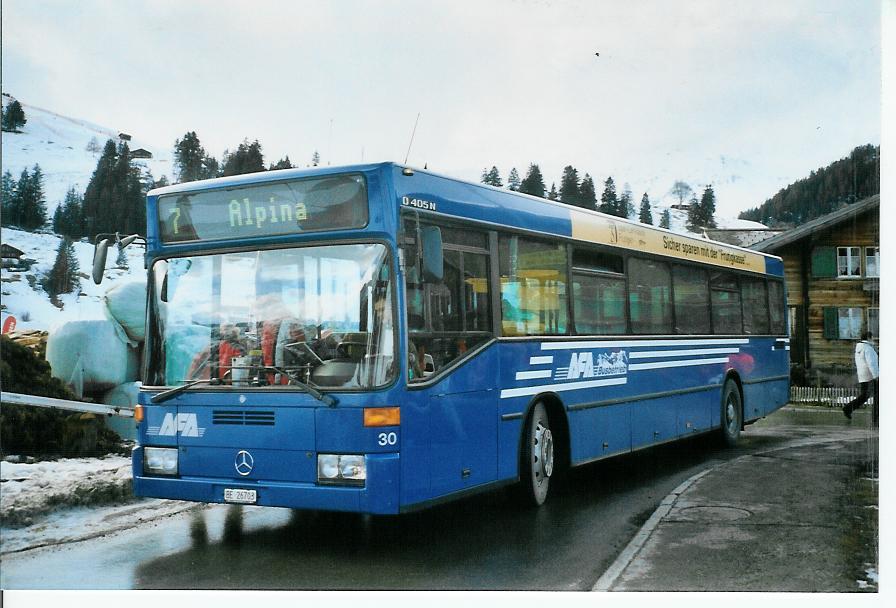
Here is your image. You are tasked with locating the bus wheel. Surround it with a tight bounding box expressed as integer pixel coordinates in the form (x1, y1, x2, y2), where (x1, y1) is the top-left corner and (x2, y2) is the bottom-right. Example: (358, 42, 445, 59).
(522, 402, 555, 506)
(720, 380, 742, 447)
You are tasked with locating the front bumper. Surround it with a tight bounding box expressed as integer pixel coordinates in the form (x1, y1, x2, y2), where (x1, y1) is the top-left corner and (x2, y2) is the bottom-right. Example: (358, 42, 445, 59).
(132, 447, 401, 514)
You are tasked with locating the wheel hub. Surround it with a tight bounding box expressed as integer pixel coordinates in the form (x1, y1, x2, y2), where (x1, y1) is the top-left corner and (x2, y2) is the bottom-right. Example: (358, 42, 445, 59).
(535, 423, 554, 479)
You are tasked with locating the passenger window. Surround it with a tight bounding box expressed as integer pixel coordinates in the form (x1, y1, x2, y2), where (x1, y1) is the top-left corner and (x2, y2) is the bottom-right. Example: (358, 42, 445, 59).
(741, 277, 770, 334)
(571, 248, 626, 335)
(672, 265, 710, 334)
(403, 217, 493, 382)
(710, 271, 742, 334)
(499, 235, 568, 336)
(629, 258, 672, 334)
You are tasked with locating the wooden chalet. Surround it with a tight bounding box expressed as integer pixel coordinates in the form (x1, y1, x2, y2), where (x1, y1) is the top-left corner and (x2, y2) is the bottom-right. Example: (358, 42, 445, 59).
(753, 195, 879, 384)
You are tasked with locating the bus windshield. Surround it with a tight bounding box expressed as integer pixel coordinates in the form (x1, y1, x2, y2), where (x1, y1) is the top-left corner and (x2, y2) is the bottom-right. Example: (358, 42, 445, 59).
(146, 243, 396, 390)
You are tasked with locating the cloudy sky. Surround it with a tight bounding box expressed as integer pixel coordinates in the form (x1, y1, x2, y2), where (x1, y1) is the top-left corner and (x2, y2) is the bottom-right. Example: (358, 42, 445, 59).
(1, 0, 882, 218)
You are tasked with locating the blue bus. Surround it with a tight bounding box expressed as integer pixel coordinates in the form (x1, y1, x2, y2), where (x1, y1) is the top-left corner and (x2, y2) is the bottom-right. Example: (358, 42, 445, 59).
(100, 162, 789, 513)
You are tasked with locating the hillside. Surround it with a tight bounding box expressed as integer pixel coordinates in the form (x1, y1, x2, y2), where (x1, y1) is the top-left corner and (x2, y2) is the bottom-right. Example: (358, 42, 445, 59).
(738, 144, 880, 227)
(1, 94, 173, 217)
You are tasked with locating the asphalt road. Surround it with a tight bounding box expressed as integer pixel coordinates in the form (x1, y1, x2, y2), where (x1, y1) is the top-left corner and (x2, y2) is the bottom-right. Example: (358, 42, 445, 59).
(0, 407, 863, 590)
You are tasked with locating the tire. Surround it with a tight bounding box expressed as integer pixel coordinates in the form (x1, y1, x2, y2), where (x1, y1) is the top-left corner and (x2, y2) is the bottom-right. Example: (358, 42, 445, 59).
(521, 402, 555, 506)
(719, 379, 742, 447)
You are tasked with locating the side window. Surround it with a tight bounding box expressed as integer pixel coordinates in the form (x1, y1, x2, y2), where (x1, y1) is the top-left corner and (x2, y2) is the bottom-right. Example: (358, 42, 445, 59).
(672, 264, 710, 334)
(402, 217, 492, 382)
(710, 271, 742, 334)
(768, 280, 786, 335)
(741, 277, 770, 335)
(499, 235, 568, 336)
(571, 248, 626, 335)
(628, 258, 672, 334)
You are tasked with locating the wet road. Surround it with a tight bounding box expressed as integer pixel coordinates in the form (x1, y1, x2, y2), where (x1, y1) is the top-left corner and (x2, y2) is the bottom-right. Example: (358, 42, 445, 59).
(0, 407, 863, 590)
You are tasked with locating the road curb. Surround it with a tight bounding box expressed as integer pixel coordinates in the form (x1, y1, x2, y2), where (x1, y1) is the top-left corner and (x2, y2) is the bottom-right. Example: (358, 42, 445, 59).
(591, 466, 714, 591)
(591, 432, 874, 592)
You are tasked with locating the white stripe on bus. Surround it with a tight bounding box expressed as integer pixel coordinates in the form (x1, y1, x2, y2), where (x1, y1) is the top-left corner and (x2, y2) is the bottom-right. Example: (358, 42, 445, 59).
(515, 370, 554, 380)
(539, 338, 749, 350)
(500, 377, 627, 399)
(529, 356, 554, 365)
(629, 357, 730, 371)
(628, 348, 740, 359)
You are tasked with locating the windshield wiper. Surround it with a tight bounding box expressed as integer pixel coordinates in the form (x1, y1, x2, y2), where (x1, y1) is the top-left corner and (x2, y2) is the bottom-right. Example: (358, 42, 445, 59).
(264, 365, 338, 407)
(151, 377, 226, 403)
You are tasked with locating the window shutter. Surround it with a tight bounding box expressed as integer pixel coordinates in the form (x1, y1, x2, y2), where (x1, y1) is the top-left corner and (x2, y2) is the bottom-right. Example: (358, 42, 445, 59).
(822, 307, 839, 339)
(811, 247, 837, 277)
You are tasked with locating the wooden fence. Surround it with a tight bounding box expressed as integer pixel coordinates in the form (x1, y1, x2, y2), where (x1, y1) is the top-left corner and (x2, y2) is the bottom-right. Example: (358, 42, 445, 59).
(790, 386, 875, 407)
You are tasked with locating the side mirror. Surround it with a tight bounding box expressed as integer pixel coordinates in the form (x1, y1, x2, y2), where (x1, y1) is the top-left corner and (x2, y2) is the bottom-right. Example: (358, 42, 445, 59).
(92, 238, 111, 284)
(420, 225, 443, 283)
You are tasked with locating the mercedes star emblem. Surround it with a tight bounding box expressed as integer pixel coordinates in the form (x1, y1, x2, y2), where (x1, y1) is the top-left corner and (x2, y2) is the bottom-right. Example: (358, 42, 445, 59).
(235, 450, 254, 476)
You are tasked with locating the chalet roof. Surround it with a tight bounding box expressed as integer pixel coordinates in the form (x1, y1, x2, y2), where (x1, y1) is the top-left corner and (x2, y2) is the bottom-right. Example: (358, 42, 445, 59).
(1, 243, 25, 258)
(752, 194, 880, 252)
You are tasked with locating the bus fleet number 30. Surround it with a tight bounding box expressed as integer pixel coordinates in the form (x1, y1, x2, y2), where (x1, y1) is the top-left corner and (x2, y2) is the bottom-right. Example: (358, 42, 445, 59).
(378, 432, 398, 446)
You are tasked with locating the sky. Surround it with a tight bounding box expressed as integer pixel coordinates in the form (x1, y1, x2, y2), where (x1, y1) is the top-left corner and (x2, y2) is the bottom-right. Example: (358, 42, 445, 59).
(1, 0, 883, 218)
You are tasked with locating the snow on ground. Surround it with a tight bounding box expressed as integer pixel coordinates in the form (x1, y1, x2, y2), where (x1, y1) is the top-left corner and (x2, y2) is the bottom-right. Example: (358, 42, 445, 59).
(1, 455, 132, 524)
(0, 455, 201, 554)
(1, 227, 145, 332)
(1, 95, 173, 217)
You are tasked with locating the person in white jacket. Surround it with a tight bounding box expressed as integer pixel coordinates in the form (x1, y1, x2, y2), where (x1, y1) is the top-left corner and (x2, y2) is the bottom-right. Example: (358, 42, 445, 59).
(843, 331, 879, 427)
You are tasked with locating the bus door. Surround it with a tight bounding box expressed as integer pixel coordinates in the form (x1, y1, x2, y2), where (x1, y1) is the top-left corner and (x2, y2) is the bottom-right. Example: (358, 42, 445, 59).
(403, 218, 498, 500)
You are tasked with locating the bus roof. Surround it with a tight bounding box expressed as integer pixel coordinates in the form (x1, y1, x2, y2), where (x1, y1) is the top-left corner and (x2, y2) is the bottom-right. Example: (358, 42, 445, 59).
(147, 161, 783, 275)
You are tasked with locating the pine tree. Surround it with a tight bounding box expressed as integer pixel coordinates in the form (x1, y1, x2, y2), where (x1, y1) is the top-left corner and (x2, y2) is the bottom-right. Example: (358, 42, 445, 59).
(17, 165, 48, 230)
(222, 139, 266, 176)
(699, 185, 718, 228)
(45, 237, 80, 298)
(81, 140, 146, 237)
(174, 131, 209, 183)
(1, 99, 27, 132)
(639, 193, 653, 225)
(518, 164, 546, 198)
(487, 166, 502, 187)
(548, 183, 559, 200)
(53, 188, 85, 238)
(599, 177, 619, 216)
(686, 194, 702, 232)
(660, 209, 672, 229)
(507, 168, 521, 191)
(579, 174, 597, 211)
(1, 170, 16, 226)
(620, 183, 635, 219)
(269, 156, 294, 171)
(559, 165, 581, 207)
(311, 151, 320, 167)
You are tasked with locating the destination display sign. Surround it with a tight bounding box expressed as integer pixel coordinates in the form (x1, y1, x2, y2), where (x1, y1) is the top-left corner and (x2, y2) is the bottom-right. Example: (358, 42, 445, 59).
(569, 208, 767, 274)
(158, 174, 368, 243)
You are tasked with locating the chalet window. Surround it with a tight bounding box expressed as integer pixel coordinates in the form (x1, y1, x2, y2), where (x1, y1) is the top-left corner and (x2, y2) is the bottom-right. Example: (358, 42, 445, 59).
(836, 247, 861, 278)
(865, 247, 880, 278)
(822, 306, 863, 340)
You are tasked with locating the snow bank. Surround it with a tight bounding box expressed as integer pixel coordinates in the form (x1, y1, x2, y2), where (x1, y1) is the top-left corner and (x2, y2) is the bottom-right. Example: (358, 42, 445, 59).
(0, 455, 133, 528)
(45, 320, 140, 396)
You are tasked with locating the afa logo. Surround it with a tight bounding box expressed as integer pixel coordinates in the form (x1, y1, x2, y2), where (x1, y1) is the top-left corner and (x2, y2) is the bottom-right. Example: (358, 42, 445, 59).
(562, 350, 628, 380)
(149, 413, 206, 438)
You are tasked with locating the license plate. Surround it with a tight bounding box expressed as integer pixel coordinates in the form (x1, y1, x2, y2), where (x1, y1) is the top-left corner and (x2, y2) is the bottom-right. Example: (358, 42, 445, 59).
(224, 488, 257, 504)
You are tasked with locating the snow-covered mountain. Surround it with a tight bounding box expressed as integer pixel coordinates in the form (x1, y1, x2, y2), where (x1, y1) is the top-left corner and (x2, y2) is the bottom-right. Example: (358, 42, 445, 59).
(1, 94, 173, 217)
(1, 95, 160, 332)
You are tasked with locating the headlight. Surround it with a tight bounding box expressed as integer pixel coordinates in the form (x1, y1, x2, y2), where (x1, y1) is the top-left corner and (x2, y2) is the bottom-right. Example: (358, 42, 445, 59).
(317, 454, 366, 485)
(144, 447, 178, 476)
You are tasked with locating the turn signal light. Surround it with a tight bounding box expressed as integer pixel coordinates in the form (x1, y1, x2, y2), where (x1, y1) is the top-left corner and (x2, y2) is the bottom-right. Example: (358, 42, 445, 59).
(363, 407, 400, 427)
(134, 405, 144, 423)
